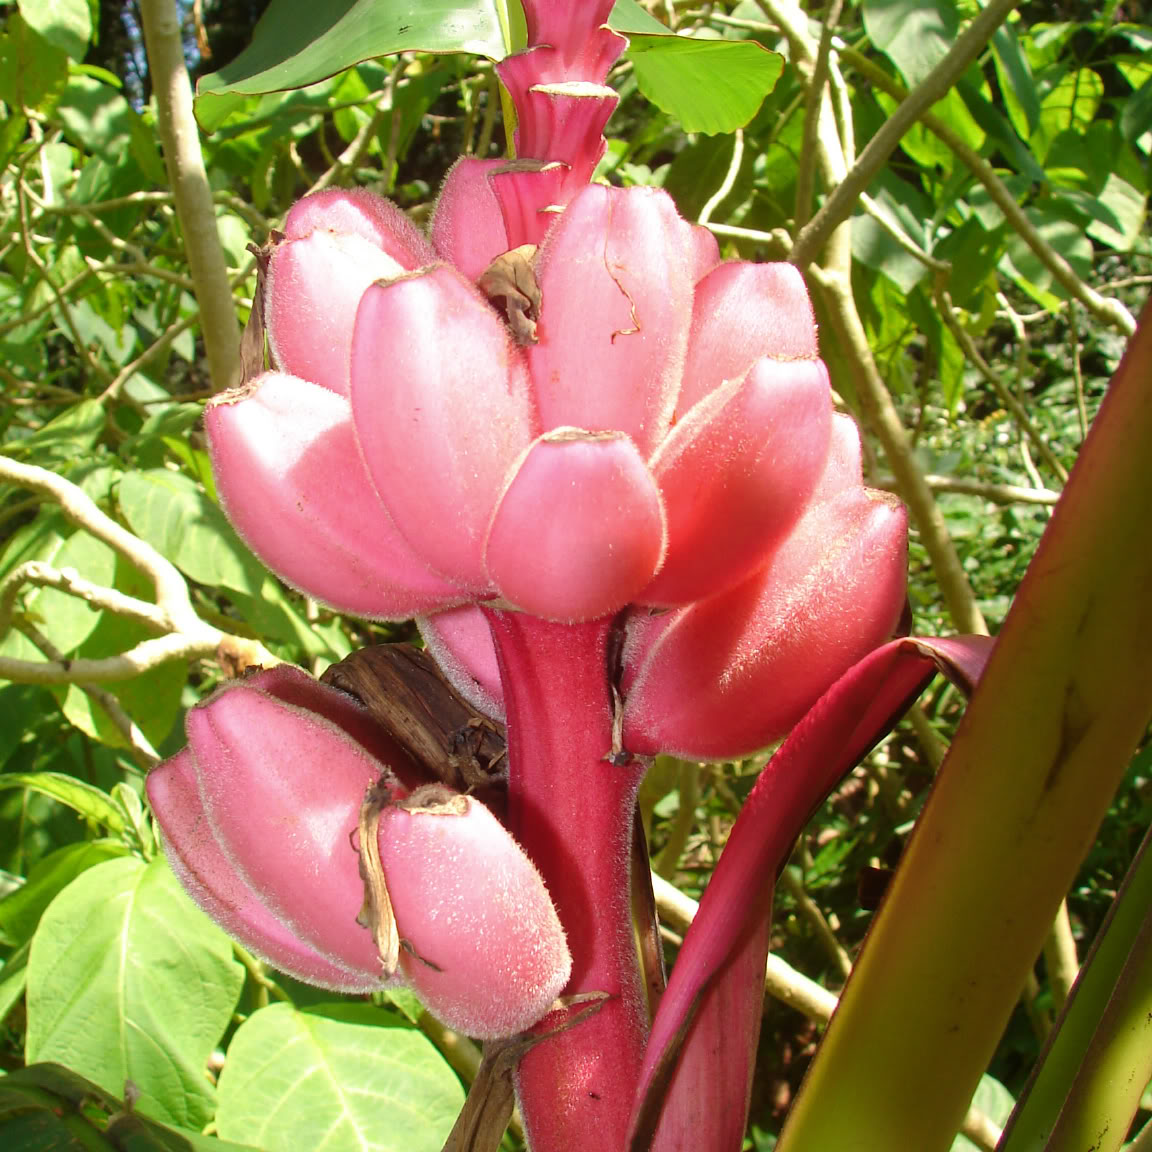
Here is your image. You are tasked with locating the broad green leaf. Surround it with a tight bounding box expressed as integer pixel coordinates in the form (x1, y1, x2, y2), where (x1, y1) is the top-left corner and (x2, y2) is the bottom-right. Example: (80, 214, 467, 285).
(0, 772, 124, 833)
(194, 0, 507, 131)
(1087, 173, 1148, 253)
(1121, 74, 1152, 144)
(216, 1002, 465, 1152)
(991, 22, 1039, 137)
(25, 856, 244, 1130)
(16, 0, 91, 62)
(116, 469, 264, 596)
(1001, 208, 1093, 308)
(0, 1064, 262, 1151)
(628, 37, 783, 135)
(1033, 68, 1103, 162)
(862, 0, 960, 88)
(0, 13, 69, 112)
(2, 398, 106, 463)
(28, 530, 118, 654)
(0, 839, 126, 947)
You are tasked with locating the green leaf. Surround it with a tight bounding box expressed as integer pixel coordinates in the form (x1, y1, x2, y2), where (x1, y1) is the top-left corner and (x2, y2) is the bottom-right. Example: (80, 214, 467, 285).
(2, 399, 106, 463)
(998, 824, 1152, 1152)
(16, 0, 91, 62)
(628, 36, 783, 135)
(25, 855, 245, 1130)
(991, 22, 1039, 137)
(27, 531, 118, 655)
(0, 12, 69, 112)
(862, 0, 960, 88)
(216, 1002, 465, 1152)
(0, 1064, 263, 1151)
(0, 839, 126, 947)
(194, 0, 507, 131)
(116, 469, 264, 596)
(0, 772, 125, 833)
(1086, 173, 1148, 253)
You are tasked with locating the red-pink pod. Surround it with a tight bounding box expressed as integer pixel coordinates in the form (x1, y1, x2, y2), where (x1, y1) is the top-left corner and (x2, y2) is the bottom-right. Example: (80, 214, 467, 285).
(267, 188, 435, 396)
(206, 373, 463, 620)
(418, 606, 505, 720)
(621, 487, 909, 760)
(350, 266, 536, 591)
(678, 262, 819, 415)
(281, 186, 435, 263)
(378, 786, 572, 1039)
(642, 358, 834, 607)
(526, 184, 693, 455)
(184, 685, 392, 975)
(149, 747, 379, 992)
(430, 157, 510, 281)
(485, 429, 667, 623)
(147, 669, 426, 991)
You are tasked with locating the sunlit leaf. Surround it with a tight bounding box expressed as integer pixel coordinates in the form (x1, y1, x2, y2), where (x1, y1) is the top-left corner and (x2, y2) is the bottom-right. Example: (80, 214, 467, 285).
(26, 856, 244, 1129)
(216, 1003, 465, 1152)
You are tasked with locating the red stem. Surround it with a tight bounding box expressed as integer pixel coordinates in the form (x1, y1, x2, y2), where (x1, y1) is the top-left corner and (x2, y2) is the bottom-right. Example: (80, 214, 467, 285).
(482, 608, 648, 1150)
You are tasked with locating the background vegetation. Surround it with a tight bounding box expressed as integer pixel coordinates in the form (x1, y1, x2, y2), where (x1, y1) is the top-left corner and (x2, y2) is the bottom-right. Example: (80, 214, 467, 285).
(0, 0, 1149, 1148)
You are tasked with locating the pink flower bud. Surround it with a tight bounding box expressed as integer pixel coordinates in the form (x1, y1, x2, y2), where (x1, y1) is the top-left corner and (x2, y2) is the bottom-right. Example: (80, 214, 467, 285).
(147, 667, 571, 1037)
(377, 785, 571, 1039)
(621, 418, 909, 759)
(206, 373, 463, 620)
(485, 429, 668, 622)
(266, 188, 434, 396)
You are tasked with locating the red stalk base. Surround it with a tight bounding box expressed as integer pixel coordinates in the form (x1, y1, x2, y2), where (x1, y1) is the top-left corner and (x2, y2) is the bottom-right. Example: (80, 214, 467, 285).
(483, 608, 648, 1150)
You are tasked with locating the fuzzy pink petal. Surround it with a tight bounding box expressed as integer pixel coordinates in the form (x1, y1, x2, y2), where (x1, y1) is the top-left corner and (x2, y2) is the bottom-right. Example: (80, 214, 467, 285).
(485, 430, 667, 623)
(418, 607, 505, 720)
(430, 157, 510, 280)
(266, 233, 408, 396)
(148, 749, 378, 992)
(186, 685, 386, 974)
(686, 222, 721, 282)
(379, 790, 571, 1038)
(622, 490, 909, 759)
(207, 373, 463, 620)
(642, 359, 834, 606)
(282, 187, 435, 265)
(351, 267, 535, 590)
(526, 185, 694, 454)
(251, 664, 427, 793)
(678, 262, 819, 414)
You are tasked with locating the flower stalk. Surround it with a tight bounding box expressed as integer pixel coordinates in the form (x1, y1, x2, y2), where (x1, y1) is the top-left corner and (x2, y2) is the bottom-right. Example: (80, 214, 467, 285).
(484, 610, 648, 1149)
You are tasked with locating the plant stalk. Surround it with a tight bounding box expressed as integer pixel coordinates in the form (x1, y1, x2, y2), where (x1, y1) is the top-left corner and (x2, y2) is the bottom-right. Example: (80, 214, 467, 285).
(483, 609, 648, 1151)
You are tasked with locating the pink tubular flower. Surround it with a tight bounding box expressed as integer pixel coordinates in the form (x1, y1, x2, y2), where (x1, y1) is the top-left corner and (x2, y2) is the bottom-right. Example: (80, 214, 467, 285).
(146, 665, 571, 1039)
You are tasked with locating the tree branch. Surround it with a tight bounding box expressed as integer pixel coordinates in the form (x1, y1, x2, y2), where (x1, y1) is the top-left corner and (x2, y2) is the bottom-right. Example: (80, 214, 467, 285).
(789, 0, 1023, 269)
(139, 0, 241, 392)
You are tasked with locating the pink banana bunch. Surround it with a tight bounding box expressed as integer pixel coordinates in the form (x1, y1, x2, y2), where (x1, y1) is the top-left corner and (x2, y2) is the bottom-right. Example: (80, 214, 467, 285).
(207, 174, 907, 760)
(146, 664, 570, 1040)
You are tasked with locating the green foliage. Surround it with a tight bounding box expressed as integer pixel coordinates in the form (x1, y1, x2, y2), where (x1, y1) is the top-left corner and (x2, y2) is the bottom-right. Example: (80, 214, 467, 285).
(216, 1004, 465, 1151)
(0, 0, 1149, 1148)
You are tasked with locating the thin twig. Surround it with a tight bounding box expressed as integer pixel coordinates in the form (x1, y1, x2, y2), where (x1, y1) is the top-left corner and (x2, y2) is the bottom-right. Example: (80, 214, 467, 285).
(790, 0, 1024, 269)
(936, 288, 1069, 483)
(794, 0, 843, 230)
(874, 473, 1061, 506)
(698, 130, 744, 226)
(14, 619, 160, 769)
